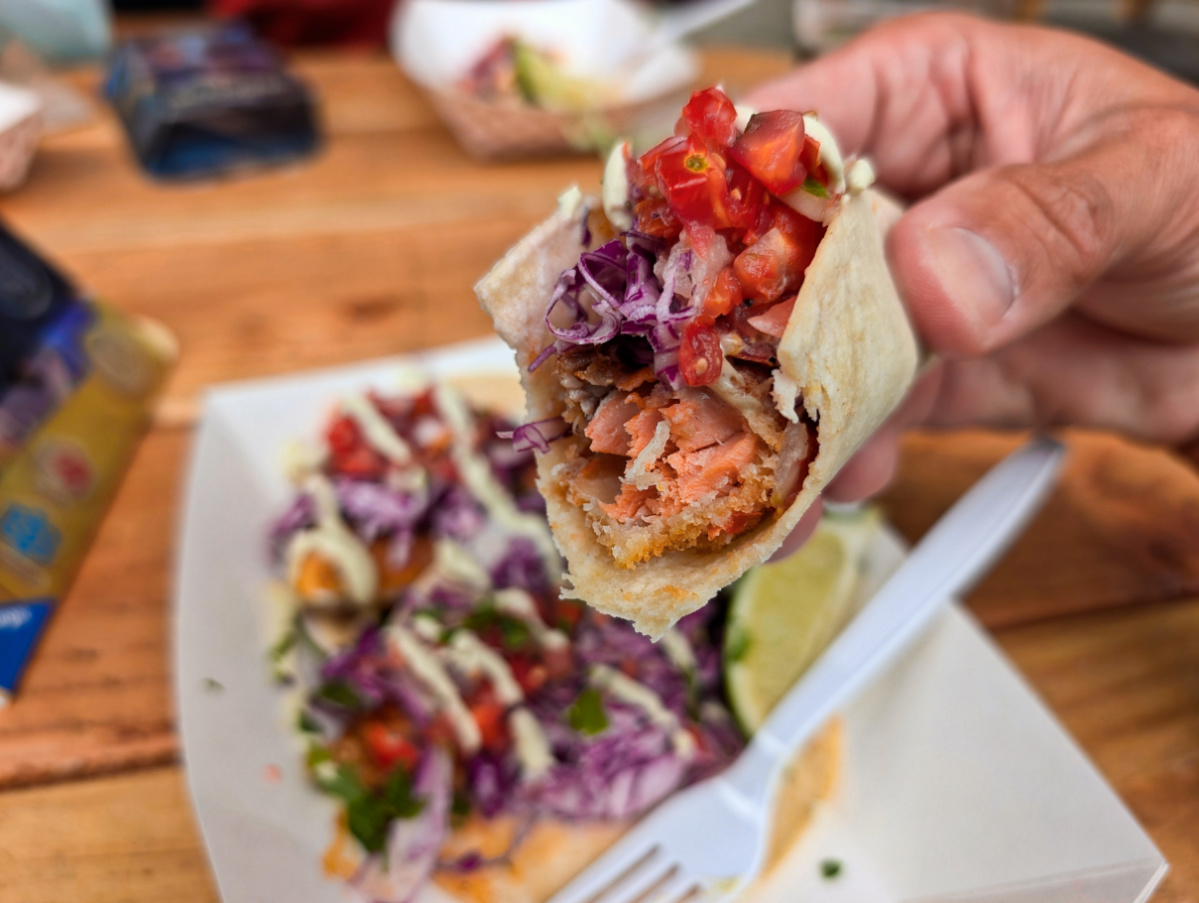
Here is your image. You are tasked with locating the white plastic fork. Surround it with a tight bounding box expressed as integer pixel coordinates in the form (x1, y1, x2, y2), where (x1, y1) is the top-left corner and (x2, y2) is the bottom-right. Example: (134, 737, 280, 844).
(548, 436, 1067, 903)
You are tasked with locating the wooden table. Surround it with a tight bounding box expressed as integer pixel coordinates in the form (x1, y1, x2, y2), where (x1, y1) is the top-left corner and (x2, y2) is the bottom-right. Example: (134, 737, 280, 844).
(0, 47, 1197, 903)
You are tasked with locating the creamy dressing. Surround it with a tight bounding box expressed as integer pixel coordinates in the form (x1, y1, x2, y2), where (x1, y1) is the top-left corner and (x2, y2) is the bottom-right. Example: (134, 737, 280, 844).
(447, 630, 524, 706)
(660, 630, 697, 675)
(286, 474, 378, 606)
(801, 114, 845, 194)
(493, 587, 569, 651)
(557, 185, 584, 219)
(508, 708, 554, 780)
(846, 158, 876, 194)
(601, 140, 632, 231)
(432, 538, 492, 590)
(447, 629, 554, 781)
(412, 612, 442, 643)
(435, 384, 562, 581)
(387, 625, 481, 753)
(589, 664, 696, 759)
(341, 394, 413, 466)
(283, 439, 327, 484)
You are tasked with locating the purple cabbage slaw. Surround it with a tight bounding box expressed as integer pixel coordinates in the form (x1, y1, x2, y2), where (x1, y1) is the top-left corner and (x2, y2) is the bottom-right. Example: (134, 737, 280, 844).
(532, 232, 708, 392)
(269, 386, 744, 902)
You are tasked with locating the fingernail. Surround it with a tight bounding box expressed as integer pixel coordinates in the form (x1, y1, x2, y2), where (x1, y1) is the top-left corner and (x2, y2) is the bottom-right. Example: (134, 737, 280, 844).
(924, 227, 1015, 328)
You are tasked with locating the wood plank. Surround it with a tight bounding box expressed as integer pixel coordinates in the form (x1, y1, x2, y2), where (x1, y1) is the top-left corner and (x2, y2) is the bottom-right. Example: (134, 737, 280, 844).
(0, 428, 185, 789)
(0, 766, 219, 903)
(880, 429, 1199, 629)
(997, 595, 1199, 901)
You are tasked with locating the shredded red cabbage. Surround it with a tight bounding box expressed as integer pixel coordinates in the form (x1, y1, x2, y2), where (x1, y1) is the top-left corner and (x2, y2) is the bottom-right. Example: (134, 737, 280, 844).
(497, 417, 569, 454)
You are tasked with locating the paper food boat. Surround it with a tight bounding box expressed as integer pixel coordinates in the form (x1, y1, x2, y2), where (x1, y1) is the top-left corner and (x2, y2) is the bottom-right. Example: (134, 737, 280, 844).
(175, 337, 1167, 903)
(390, 0, 699, 158)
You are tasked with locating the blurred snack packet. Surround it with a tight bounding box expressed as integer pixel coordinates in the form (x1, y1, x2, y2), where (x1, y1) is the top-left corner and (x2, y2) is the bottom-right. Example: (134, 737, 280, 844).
(0, 220, 176, 707)
(103, 23, 319, 180)
(391, 0, 699, 158)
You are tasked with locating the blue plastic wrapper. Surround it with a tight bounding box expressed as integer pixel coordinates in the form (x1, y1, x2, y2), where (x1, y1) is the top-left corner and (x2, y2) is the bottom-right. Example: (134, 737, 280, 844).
(0, 222, 176, 707)
(103, 23, 320, 180)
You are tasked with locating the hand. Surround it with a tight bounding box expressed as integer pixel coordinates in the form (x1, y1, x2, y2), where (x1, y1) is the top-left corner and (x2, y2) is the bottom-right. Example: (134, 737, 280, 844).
(749, 13, 1199, 559)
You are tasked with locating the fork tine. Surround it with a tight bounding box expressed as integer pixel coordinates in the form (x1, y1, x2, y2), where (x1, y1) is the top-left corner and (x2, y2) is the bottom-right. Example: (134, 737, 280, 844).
(549, 840, 661, 903)
(635, 869, 693, 903)
(606, 861, 679, 903)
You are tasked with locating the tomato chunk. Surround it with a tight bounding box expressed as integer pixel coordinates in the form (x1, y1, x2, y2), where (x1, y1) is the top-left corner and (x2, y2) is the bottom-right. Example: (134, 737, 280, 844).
(730, 111, 808, 195)
(679, 320, 723, 387)
(469, 690, 510, 752)
(364, 720, 421, 773)
(679, 87, 739, 147)
(699, 268, 743, 324)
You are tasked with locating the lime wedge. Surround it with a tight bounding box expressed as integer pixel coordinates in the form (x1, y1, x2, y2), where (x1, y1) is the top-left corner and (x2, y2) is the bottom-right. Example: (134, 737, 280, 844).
(513, 41, 606, 113)
(724, 507, 881, 733)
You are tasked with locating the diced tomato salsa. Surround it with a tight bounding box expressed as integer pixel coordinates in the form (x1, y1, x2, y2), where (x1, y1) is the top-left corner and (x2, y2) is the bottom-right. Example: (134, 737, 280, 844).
(628, 87, 830, 388)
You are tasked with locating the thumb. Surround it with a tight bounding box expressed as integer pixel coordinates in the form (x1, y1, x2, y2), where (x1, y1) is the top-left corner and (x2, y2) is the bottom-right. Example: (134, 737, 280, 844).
(886, 113, 1199, 356)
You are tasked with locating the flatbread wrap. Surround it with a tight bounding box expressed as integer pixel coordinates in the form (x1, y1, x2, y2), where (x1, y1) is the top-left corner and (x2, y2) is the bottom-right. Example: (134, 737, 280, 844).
(478, 87, 918, 638)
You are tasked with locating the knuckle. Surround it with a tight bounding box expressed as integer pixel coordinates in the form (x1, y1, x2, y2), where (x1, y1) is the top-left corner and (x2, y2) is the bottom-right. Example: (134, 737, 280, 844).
(1005, 166, 1116, 289)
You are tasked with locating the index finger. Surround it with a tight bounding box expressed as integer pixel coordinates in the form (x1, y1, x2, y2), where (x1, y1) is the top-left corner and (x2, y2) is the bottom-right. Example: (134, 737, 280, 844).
(742, 13, 1032, 199)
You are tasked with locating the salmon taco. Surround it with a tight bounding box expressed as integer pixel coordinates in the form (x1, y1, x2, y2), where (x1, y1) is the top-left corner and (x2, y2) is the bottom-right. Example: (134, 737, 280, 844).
(477, 87, 918, 638)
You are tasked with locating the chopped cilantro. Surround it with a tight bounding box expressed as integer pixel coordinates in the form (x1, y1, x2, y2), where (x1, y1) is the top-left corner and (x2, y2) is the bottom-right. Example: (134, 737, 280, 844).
(268, 629, 296, 663)
(314, 680, 365, 710)
(202, 677, 224, 693)
(313, 757, 424, 854)
(567, 687, 609, 736)
(464, 605, 533, 651)
(803, 177, 829, 198)
(296, 709, 322, 734)
(820, 858, 843, 880)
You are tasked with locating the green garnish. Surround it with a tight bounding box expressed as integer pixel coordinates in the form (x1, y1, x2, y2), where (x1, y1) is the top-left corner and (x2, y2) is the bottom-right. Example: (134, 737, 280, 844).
(297, 710, 322, 734)
(202, 677, 224, 693)
(314, 680, 366, 710)
(820, 858, 843, 879)
(567, 687, 609, 736)
(269, 629, 296, 663)
(464, 604, 534, 651)
(311, 755, 424, 854)
(803, 177, 829, 198)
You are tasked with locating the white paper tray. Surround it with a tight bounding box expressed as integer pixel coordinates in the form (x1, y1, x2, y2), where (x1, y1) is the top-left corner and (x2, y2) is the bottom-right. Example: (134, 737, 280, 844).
(174, 337, 1167, 903)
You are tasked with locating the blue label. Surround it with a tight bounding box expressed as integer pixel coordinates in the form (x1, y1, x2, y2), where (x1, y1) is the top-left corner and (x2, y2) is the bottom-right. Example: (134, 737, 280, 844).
(0, 503, 61, 565)
(0, 600, 53, 694)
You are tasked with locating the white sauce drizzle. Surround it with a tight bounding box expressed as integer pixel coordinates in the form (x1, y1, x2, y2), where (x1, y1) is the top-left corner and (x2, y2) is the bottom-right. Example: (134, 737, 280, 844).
(341, 394, 413, 466)
(801, 114, 845, 194)
(589, 664, 696, 759)
(846, 157, 876, 194)
(508, 708, 554, 780)
(660, 630, 697, 675)
(434, 384, 562, 581)
(286, 474, 378, 607)
(447, 630, 554, 781)
(447, 630, 524, 706)
(433, 539, 492, 590)
(493, 587, 569, 650)
(387, 625, 480, 753)
(557, 185, 584, 218)
(601, 140, 632, 231)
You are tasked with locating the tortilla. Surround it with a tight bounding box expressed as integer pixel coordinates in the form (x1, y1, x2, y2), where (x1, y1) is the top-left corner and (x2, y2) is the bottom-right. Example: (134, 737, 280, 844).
(478, 190, 916, 639)
(434, 720, 842, 903)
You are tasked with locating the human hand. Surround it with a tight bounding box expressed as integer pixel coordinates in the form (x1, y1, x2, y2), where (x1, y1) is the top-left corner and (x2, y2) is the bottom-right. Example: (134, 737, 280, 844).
(754, 12, 1199, 558)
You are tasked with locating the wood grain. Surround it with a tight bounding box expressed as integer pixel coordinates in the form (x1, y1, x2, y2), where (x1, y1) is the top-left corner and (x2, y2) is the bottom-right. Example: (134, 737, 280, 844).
(881, 429, 1199, 628)
(0, 767, 219, 903)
